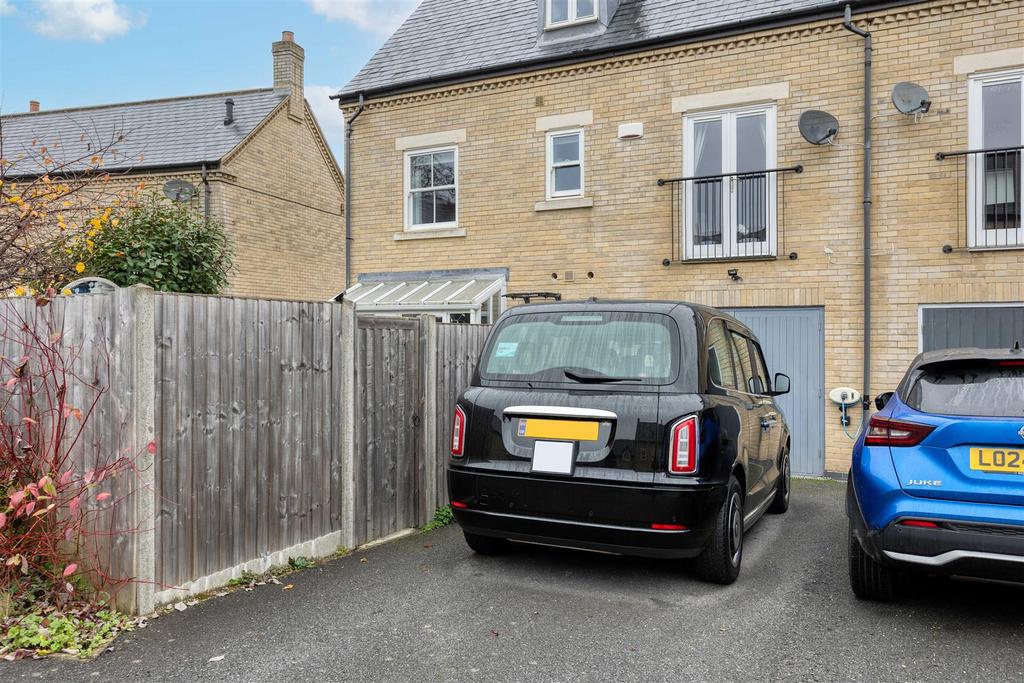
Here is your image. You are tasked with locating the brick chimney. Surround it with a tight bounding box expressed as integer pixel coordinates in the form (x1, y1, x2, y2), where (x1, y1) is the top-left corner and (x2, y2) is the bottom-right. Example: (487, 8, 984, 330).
(29, 100, 40, 113)
(272, 30, 304, 120)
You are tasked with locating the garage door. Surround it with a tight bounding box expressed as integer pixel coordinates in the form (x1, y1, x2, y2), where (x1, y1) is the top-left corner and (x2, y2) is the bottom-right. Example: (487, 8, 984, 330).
(724, 307, 825, 477)
(921, 305, 1024, 352)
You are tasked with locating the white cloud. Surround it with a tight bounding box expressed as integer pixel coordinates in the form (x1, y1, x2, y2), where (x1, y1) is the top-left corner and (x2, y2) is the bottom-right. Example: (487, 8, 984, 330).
(30, 0, 144, 42)
(0, 0, 16, 17)
(307, 0, 420, 36)
(306, 84, 346, 159)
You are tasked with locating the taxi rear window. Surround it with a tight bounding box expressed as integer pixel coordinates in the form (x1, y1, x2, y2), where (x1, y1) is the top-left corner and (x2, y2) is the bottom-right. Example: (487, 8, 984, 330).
(481, 311, 679, 385)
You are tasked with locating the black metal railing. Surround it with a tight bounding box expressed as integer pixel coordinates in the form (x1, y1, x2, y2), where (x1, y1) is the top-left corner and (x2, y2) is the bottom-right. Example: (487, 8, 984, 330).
(658, 165, 803, 262)
(936, 145, 1023, 250)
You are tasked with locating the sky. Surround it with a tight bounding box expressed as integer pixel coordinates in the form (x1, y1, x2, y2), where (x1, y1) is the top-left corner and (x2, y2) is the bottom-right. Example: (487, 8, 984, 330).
(0, 0, 422, 158)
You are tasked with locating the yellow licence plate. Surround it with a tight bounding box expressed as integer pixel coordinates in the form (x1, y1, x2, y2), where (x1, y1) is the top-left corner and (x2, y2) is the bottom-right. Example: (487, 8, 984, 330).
(970, 447, 1024, 474)
(519, 418, 599, 442)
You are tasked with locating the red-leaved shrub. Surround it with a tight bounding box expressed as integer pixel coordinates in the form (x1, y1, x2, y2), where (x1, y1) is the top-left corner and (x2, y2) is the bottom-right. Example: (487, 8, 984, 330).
(0, 292, 136, 611)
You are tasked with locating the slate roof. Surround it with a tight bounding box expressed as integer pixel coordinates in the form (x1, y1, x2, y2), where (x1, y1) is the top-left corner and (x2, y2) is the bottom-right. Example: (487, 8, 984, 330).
(0, 89, 286, 177)
(338, 0, 916, 101)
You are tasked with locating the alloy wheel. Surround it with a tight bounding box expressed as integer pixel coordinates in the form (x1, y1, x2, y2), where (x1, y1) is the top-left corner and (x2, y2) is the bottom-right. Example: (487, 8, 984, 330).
(728, 494, 743, 566)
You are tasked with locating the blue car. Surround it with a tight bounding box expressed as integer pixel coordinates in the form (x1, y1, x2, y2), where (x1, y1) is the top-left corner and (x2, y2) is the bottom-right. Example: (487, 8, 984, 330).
(848, 347, 1024, 600)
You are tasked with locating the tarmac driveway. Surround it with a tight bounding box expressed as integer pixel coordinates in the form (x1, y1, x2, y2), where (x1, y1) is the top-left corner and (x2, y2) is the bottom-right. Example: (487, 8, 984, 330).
(8, 479, 1024, 682)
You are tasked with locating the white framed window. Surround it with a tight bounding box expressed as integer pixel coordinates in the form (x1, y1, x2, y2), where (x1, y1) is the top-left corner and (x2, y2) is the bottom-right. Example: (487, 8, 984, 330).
(404, 146, 458, 230)
(682, 104, 777, 260)
(546, 129, 584, 199)
(967, 69, 1023, 248)
(546, 0, 597, 28)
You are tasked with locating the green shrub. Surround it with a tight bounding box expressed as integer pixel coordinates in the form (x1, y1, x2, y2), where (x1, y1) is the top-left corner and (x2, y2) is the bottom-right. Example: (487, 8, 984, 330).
(83, 198, 233, 294)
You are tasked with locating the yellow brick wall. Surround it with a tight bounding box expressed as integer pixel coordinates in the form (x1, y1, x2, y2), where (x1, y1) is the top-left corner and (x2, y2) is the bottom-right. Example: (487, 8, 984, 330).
(218, 100, 345, 301)
(344, 0, 1024, 473)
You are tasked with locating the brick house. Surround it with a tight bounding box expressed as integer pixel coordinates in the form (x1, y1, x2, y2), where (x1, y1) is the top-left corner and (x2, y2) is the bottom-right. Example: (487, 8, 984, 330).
(1, 32, 344, 301)
(336, 0, 1024, 475)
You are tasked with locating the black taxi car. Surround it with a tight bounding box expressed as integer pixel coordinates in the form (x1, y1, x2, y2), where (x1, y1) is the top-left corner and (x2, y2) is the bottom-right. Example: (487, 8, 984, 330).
(447, 301, 792, 584)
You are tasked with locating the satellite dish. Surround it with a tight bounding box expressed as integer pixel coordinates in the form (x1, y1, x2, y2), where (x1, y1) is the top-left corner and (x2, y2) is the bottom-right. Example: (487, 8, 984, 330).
(892, 82, 932, 116)
(163, 179, 196, 202)
(799, 110, 840, 145)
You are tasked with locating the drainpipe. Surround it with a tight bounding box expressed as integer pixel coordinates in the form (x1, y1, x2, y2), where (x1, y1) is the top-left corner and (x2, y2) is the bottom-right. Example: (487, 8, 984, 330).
(843, 5, 873, 415)
(201, 162, 211, 222)
(343, 93, 365, 292)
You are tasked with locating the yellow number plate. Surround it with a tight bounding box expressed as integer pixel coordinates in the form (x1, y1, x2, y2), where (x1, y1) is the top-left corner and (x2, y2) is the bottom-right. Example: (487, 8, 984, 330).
(970, 448, 1024, 474)
(519, 418, 599, 442)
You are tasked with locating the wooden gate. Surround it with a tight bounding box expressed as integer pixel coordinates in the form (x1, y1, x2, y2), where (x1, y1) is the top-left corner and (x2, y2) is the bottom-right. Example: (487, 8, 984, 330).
(352, 317, 425, 545)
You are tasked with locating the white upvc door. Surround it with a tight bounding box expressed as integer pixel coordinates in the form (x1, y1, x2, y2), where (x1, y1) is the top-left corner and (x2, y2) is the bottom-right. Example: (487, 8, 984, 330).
(683, 104, 777, 260)
(968, 70, 1024, 249)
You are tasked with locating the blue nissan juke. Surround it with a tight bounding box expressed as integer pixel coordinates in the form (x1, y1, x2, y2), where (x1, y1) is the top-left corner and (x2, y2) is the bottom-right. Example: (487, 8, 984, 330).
(848, 346, 1024, 601)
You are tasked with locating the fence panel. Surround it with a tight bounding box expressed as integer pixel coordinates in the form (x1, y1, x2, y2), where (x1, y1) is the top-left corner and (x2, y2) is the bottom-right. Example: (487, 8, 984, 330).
(153, 295, 348, 589)
(433, 323, 491, 510)
(353, 316, 424, 546)
(0, 290, 151, 613)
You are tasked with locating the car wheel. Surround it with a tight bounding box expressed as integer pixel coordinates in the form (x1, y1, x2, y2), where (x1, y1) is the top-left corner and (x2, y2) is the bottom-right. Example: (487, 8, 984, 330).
(693, 475, 744, 585)
(463, 531, 508, 556)
(848, 521, 899, 601)
(768, 448, 791, 514)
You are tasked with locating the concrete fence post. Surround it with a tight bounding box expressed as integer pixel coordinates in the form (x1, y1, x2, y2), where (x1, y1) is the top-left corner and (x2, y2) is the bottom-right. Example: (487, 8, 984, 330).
(421, 315, 439, 522)
(339, 300, 358, 550)
(127, 284, 157, 615)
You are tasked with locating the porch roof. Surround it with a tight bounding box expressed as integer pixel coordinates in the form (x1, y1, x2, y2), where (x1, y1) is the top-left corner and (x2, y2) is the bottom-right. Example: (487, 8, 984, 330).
(344, 274, 505, 311)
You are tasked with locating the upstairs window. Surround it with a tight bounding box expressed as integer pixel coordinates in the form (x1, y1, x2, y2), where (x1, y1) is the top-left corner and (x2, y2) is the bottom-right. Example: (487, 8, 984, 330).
(404, 146, 458, 229)
(546, 129, 584, 199)
(682, 105, 778, 260)
(547, 0, 597, 28)
(968, 70, 1022, 248)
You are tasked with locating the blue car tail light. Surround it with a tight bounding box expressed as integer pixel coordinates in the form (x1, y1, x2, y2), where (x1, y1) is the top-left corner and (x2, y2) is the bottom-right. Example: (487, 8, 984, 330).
(864, 415, 935, 447)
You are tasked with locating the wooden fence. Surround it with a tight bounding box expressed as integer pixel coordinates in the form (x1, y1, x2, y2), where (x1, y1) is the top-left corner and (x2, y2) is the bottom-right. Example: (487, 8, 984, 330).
(0, 289, 155, 614)
(1, 286, 492, 614)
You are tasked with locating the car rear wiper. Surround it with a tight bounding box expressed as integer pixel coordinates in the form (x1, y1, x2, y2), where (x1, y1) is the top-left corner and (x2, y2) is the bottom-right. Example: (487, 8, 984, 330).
(563, 368, 641, 384)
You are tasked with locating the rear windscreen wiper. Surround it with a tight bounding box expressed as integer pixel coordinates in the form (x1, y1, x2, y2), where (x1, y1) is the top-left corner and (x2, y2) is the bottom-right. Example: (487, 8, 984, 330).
(563, 369, 641, 384)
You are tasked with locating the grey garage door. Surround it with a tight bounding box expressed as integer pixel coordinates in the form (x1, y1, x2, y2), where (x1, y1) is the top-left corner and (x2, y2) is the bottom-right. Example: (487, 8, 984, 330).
(724, 307, 825, 477)
(921, 305, 1024, 352)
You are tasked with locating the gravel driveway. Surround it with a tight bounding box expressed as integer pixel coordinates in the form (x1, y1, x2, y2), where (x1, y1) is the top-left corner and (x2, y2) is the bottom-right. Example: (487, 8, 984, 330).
(8, 478, 1024, 682)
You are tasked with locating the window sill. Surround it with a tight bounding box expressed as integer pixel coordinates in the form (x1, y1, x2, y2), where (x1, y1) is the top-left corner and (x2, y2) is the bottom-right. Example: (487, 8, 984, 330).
(535, 197, 593, 212)
(544, 16, 599, 31)
(393, 227, 467, 241)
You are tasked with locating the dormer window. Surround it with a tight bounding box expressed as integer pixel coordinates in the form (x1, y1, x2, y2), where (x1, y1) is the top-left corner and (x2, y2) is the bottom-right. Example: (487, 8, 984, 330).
(546, 0, 597, 28)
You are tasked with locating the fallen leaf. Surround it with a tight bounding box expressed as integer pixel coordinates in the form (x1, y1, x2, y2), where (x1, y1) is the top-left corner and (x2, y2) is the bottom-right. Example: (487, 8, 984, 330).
(423, 543, 433, 549)
(282, 584, 294, 591)
(209, 655, 225, 663)
(359, 557, 368, 563)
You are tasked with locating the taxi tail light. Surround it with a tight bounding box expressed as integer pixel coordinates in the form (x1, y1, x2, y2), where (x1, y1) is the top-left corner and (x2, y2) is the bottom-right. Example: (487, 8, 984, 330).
(451, 405, 467, 458)
(668, 415, 699, 475)
(864, 415, 935, 447)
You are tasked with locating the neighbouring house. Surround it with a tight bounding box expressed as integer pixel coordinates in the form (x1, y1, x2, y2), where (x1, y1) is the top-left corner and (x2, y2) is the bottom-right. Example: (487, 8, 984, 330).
(336, 0, 1024, 475)
(1, 31, 344, 301)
